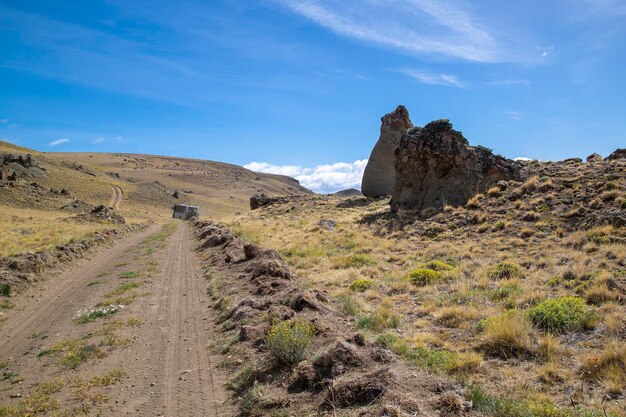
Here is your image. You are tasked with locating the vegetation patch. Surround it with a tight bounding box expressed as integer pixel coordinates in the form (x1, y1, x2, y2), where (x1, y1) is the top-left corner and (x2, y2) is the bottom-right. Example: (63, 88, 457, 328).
(479, 312, 533, 358)
(528, 296, 595, 333)
(119, 270, 139, 279)
(0, 284, 12, 297)
(408, 268, 444, 286)
(424, 260, 455, 271)
(106, 282, 140, 297)
(349, 278, 374, 292)
(75, 305, 123, 324)
(487, 261, 523, 280)
(265, 319, 315, 367)
(337, 254, 377, 268)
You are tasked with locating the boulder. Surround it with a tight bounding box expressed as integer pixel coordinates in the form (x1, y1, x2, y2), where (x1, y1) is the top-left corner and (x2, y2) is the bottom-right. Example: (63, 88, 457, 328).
(391, 119, 521, 212)
(586, 153, 603, 162)
(361, 106, 413, 198)
(606, 148, 626, 160)
(250, 193, 271, 210)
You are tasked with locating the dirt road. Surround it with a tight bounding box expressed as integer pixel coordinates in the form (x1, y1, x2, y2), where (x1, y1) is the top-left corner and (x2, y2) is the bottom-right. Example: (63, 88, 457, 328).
(0, 223, 231, 416)
(108, 185, 123, 210)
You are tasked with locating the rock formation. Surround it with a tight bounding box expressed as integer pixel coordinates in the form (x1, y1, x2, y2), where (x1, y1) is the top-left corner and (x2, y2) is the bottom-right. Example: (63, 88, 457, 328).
(391, 119, 522, 212)
(606, 148, 626, 160)
(361, 106, 412, 197)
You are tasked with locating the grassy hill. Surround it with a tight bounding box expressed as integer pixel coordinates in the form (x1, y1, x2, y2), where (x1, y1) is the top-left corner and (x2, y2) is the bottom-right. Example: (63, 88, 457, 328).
(0, 140, 310, 255)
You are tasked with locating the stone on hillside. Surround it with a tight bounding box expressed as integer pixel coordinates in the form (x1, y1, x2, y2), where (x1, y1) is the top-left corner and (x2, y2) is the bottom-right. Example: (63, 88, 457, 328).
(606, 148, 626, 160)
(391, 119, 522, 212)
(361, 106, 413, 198)
(586, 153, 603, 162)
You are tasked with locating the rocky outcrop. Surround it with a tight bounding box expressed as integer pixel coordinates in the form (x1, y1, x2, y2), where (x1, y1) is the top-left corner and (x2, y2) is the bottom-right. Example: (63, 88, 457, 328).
(586, 153, 603, 162)
(606, 148, 626, 160)
(391, 119, 522, 212)
(361, 106, 413, 198)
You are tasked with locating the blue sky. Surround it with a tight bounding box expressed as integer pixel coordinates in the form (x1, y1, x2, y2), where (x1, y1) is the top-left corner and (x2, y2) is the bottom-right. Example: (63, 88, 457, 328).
(1, 0, 625, 192)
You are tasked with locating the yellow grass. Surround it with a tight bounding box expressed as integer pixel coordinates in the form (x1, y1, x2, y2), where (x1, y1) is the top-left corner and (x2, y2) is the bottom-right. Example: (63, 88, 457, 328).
(0, 206, 113, 256)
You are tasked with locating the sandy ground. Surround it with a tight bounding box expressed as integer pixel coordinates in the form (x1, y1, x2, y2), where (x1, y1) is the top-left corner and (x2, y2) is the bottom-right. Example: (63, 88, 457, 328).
(0, 223, 233, 416)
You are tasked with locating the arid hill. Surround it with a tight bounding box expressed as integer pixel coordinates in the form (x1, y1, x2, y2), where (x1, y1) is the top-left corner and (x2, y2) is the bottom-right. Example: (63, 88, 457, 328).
(230, 154, 626, 417)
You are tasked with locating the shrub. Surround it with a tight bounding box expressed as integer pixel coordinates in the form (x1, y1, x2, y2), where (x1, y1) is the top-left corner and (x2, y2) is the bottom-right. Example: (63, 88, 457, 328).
(480, 312, 533, 358)
(487, 186, 500, 197)
(409, 268, 444, 286)
(580, 342, 625, 395)
(349, 279, 374, 292)
(227, 366, 257, 394)
(487, 261, 523, 280)
(340, 254, 377, 268)
(265, 319, 315, 367)
(466, 194, 484, 209)
(119, 271, 139, 279)
(528, 296, 595, 333)
(0, 284, 11, 297)
(424, 260, 455, 271)
(338, 295, 360, 316)
(357, 299, 400, 332)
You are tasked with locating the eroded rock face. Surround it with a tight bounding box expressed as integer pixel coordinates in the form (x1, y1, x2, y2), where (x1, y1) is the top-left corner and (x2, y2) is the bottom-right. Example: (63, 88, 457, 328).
(606, 148, 626, 160)
(391, 119, 522, 212)
(361, 106, 413, 198)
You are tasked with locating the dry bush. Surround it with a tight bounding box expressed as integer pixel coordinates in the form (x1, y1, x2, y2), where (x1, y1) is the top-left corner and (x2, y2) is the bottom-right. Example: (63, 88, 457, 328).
(466, 194, 484, 209)
(435, 305, 479, 328)
(580, 342, 626, 392)
(521, 176, 539, 193)
(487, 186, 500, 197)
(480, 313, 534, 358)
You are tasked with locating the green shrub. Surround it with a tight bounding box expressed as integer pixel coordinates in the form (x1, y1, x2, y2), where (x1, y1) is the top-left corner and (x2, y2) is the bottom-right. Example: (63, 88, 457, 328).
(487, 261, 523, 280)
(0, 284, 11, 297)
(349, 279, 374, 292)
(424, 260, 455, 271)
(226, 366, 256, 394)
(357, 300, 400, 332)
(119, 271, 139, 279)
(338, 295, 360, 316)
(528, 296, 595, 333)
(265, 319, 315, 367)
(342, 254, 377, 268)
(409, 268, 444, 286)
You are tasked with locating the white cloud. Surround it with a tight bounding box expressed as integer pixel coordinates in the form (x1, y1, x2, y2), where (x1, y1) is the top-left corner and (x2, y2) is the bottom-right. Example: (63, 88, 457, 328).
(244, 162, 304, 177)
(49, 138, 70, 147)
(0, 118, 9, 124)
(503, 110, 523, 120)
(244, 159, 368, 193)
(1, 138, 18, 144)
(275, 0, 499, 62)
(92, 137, 106, 144)
(396, 68, 464, 88)
(489, 79, 530, 87)
(540, 45, 554, 57)
(514, 157, 533, 161)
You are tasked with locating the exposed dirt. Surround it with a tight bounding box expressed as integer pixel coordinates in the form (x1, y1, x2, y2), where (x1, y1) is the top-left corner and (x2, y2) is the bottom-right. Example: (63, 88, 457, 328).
(108, 185, 124, 210)
(0, 223, 233, 416)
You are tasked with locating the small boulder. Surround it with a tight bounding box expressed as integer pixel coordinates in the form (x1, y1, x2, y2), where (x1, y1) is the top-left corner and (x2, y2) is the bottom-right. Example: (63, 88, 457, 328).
(586, 153, 603, 162)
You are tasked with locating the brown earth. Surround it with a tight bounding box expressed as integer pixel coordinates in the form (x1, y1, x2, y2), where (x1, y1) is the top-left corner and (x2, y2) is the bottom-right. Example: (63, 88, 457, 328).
(0, 223, 235, 416)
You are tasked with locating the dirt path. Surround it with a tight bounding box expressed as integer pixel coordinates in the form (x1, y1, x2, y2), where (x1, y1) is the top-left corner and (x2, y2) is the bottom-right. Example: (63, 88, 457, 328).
(108, 185, 123, 210)
(0, 223, 231, 416)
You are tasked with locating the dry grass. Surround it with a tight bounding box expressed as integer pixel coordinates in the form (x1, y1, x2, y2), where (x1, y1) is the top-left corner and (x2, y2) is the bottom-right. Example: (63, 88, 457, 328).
(0, 206, 113, 256)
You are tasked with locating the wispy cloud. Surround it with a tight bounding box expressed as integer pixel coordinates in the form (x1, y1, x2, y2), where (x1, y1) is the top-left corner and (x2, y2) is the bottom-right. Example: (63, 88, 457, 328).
(502, 110, 523, 120)
(396, 68, 465, 88)
(92, 137, 106, 144)
(540, 45, 555, 57)
(489, 79, 530, 87)
(49, 138, 70, 147)
(244, 159, 368, 193)
(0, 118, 9, 124)
(275, 0, 500, 62)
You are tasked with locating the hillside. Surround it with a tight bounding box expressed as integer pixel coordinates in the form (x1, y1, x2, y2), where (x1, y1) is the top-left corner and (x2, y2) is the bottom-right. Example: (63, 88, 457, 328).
(0, 140, 310, 256)
(229, 156, 626, 416)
